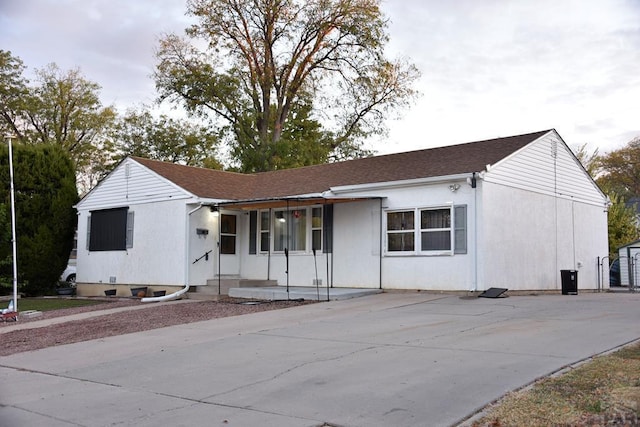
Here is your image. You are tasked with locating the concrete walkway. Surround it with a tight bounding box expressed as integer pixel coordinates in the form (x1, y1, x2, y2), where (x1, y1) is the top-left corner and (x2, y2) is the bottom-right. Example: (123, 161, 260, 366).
(1, 291, 639, 427)
(0, 299, 195, 333)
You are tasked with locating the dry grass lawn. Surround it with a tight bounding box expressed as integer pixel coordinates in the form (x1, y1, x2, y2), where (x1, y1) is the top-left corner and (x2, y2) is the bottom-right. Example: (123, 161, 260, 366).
(472, 342, 640, 426)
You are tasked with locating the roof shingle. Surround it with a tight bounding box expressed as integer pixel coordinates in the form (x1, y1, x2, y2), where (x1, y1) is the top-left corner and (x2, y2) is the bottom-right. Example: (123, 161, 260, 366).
(134, 130, 551, 200)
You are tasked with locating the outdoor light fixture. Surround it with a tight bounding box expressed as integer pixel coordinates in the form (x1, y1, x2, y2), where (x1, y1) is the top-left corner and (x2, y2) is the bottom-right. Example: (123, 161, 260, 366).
(449, 184, 461, 192)
(210, 205, 219, 216)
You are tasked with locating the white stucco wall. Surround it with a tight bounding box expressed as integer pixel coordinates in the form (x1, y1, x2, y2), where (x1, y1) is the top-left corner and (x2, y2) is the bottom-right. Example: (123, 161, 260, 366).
(331, 201, 381, 288)
(380, 182, 475, 290)
(324, 180, 477, 290)
(480, 182, 608, 290)
(479, 131, 608, 291)
(77, 199, 188, 286)
(188, 205, 218, 285)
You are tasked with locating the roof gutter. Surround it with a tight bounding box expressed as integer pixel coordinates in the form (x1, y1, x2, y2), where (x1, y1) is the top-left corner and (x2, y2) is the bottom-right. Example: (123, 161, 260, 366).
(329, 173, 474, 194)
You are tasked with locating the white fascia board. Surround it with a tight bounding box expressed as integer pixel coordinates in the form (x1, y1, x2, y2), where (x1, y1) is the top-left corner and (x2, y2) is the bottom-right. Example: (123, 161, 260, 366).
(76, 194, 197, 212)
(329, 173, 473, 195)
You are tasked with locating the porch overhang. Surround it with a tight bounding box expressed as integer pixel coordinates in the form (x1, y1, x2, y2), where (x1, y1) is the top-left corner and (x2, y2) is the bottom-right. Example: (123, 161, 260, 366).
(207, 195, 383, 211)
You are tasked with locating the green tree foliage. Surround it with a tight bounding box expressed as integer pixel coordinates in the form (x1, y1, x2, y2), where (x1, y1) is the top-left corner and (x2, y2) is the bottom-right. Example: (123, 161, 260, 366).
(577, 138, 640, 258)
(155, 0, 419, 172)
(572, 143, 599, 177)
(606, 193, 639, 258)
(0, 50, 29, 137)
(597, 137, 640, 200)
(0, 143, 78, 295)
(113, 109, 223, 169)
(0, 52, 117, 193)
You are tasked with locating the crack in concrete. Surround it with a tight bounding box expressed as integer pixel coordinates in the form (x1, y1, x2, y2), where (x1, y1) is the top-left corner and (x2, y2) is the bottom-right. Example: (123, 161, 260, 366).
(202, 344, 380, 401)
(0, 364, 321, 425)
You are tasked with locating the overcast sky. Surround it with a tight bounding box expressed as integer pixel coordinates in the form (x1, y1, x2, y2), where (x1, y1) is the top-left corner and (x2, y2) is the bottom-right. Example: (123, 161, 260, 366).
(1, 0, 639, 156)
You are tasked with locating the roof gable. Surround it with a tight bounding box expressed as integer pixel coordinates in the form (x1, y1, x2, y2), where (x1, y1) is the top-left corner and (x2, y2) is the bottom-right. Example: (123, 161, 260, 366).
(130, 130, 553, 200)
(483, 130, 606, 205)
(132, 157, 258, 200)
(78, 157, 194, 209)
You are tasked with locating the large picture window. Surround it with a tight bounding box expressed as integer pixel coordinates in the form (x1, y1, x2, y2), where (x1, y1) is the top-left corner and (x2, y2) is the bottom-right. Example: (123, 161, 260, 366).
(88, 208, 134, 251)
(253, 206, 327, 254)
(274, 209, 307, 252)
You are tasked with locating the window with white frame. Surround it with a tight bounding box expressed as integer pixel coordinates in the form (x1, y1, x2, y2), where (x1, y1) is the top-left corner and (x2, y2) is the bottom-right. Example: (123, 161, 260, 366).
(312, 207, 322, 251)
(387, 210, 415, 252)
(420, 208, 451, 251)
(386, 206, 467, 254)
(260, 211, 270, 252)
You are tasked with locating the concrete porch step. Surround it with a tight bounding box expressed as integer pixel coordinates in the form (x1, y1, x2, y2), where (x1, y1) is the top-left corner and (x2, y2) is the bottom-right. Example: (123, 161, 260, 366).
(187, 279, 277, 299)
(185, 292, 224, 301)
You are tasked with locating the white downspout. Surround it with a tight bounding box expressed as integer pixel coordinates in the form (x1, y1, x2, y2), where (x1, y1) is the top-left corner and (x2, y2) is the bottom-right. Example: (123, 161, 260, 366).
(472, 172, 478, 292)
(142, 204, 204, 303)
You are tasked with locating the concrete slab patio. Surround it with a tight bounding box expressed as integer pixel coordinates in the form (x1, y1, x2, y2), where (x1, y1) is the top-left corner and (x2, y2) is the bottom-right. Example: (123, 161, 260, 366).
(228, 286, 382, 301)
(1, 291, 639, 427)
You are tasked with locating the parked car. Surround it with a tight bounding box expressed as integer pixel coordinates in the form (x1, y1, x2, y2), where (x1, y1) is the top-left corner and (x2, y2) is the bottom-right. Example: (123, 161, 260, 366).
(60, 264, 76, 284)
(609, 258, 620, 287)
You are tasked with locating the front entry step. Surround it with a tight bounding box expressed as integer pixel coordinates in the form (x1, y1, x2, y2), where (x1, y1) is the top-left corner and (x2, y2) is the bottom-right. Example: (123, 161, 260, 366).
(187, 279, 277, 299)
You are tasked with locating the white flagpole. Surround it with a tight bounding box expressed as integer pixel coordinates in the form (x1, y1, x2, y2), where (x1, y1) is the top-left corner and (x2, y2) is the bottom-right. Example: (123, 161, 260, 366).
(7, 135, 18, 313)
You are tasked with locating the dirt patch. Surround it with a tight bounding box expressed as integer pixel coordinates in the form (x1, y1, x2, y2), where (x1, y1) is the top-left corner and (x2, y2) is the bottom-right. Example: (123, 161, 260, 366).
(0, 298, 312, 356)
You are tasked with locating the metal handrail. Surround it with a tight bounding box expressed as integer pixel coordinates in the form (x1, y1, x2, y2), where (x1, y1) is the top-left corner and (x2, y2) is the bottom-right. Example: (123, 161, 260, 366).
(193, 250, 212, 264)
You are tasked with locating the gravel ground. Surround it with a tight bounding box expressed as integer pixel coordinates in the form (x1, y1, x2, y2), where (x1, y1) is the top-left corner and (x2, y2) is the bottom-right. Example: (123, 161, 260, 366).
(0, 298, 312, 357)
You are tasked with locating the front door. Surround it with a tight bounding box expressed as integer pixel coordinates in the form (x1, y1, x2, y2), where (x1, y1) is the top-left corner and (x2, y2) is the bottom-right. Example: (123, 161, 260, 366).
(219, 212, 240, 276)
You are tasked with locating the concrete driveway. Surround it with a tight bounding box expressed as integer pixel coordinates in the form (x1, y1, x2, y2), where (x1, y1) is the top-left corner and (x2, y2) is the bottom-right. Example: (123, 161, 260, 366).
(1, 292, 639, 427)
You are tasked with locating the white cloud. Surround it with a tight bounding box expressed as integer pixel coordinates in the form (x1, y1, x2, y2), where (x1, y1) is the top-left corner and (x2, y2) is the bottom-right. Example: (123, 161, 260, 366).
(379, 0, 640, 154)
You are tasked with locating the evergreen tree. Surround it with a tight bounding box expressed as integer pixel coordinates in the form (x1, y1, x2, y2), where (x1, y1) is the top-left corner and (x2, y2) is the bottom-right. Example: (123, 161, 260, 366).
(0, 143, 78, 295)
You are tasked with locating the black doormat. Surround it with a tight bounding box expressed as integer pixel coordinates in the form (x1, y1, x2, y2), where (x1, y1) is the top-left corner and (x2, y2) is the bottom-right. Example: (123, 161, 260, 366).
(478, 287, 508, 298)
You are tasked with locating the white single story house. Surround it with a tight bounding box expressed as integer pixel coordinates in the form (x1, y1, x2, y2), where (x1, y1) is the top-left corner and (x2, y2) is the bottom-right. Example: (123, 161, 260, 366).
(75, 129, 609, 297)
(617, 239, 640, 287)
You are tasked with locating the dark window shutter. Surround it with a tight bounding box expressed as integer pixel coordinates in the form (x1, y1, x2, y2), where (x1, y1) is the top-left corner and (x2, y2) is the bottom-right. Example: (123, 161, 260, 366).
(454, 205, 467, 254)
(322, 204, 333, 254)
(249, 210, 257, 254)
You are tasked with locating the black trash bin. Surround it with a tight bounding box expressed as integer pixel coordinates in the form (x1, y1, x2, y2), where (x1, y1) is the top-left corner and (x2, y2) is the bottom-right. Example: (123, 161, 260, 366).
(560, 270, 578, 295)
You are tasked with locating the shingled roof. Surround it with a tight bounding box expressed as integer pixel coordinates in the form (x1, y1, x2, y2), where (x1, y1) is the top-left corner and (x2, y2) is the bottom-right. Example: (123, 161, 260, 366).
(134, 129, 551, 200)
